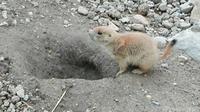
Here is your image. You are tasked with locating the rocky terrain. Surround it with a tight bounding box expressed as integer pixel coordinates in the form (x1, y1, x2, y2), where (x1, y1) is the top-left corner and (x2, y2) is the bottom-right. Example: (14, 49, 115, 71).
(78, 0, 194, 37)
(0, 0, 200, 112)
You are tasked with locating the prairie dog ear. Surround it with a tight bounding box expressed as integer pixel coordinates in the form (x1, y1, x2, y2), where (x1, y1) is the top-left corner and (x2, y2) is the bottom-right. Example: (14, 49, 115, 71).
(97, 31, 103, 35)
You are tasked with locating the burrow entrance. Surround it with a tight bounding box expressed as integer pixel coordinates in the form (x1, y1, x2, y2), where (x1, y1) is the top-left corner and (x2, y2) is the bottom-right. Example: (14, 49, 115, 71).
(24, 34, 118, 80)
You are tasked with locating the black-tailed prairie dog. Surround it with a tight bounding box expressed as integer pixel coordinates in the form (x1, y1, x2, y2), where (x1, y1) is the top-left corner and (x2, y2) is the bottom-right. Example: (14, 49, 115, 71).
(88, 26, 177, 77)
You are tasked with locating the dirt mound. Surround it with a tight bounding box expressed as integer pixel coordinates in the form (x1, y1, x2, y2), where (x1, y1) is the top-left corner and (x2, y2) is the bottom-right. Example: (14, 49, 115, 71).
(0, 28, 118, 80)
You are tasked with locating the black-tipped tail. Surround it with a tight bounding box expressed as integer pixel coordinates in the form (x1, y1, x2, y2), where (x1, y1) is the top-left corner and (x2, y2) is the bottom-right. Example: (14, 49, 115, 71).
(170, 39, 177, 46)
(160, 39, 177, 60)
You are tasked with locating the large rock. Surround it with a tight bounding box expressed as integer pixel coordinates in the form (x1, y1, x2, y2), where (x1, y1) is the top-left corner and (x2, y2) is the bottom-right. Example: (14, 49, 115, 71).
(77, 6, 89, 16)
(180, 2, 194, 13)
(171, 24, 200, 61)
(132, 14, 149, 25)
(130, 24, 145, 32)
(190, 0, 200, 21)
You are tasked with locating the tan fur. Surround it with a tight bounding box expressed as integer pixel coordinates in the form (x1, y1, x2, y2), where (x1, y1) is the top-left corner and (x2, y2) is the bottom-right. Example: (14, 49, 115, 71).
(91, 26, 176, 77)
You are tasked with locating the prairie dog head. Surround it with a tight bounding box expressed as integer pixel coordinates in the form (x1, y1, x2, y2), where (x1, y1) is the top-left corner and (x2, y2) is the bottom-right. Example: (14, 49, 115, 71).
(88, 26, 119, 44)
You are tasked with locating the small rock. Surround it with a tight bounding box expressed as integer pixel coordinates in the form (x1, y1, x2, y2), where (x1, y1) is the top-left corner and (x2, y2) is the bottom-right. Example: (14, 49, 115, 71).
(7, 103, 15, 112)
(12, 19, 17, 26)
(147, 1, 155, 8)
(77, 6, 88, 16)
(87, 12, 96, 19)
(170, 8, 179, 14)
(138, 3, 149, 16)
(0, 56, 4, 61)
(172, 1, 180, 7)
(146, 95, 152, 99)
(55, 0, 61, 4)
(0, 81, 3, 89)
(120, 17, 130, 24)
(98, 18, 119, 31)
(44, 110, 48, 112)
(25, 18, 31, 23)
(0, 21, 8, 26)
(178, 21, 191, 29)
(31, 1, 39, 7)
(108, 21, 119, 31)
(0, 91, 9, 96)
(152, 0, 161, 4)
(178, 55, 188, 63)
(161, 13, 170, 20)
(130, 24, 145, 32)
(2, 11, 7, 19)
(15, 102, 22, 108)
(125, 26, 131, 31)
(8, 85, 16, 94)
(66, 110, 73, 112)
(191, 23, 200, 32)
(159, 2, 168, 11)
(0, 4, 9, 10)
(11, 95, 20, 103)
(173, 82, 177, 86)
(114, 99, 119, 102)
(158, 28, 170, 36)
(61, 4, 67, 8)
(1, 96, 6, 100)
(64, 20, 69, 25)
(0, 99, 3, 106)
(93, 16, 99, 21)
(171, 26, 180, 34)
(180, 2, 194, 13)
(85, 109, 91, 112)
(151, 100, 160, 106)
(180, 0, 186, 4)
(15, 85, 25, 98)
(96, 6, 106, 13)
(154, 36, 167, 48)
(23, 95, 29, 101)
(3, 100, 10, 107)
(28, 12, 33, 16)
(117, 4, 125, 12)
(153, 13, 162, 23)
(167, 0, 173, 4)
(133, 14, 149, 25)
(107, 9, 121, 19)
(161, 63, 169, 69)
(162, 20, 174, 29)
(2, 81, 10, 85)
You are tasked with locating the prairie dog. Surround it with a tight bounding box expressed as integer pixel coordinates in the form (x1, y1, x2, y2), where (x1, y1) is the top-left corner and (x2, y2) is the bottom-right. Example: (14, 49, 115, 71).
(88, 26, 177, 77)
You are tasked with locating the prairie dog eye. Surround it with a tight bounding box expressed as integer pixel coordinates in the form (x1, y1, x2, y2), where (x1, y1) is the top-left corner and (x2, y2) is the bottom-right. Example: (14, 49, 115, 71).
(98, 32, 103, 35)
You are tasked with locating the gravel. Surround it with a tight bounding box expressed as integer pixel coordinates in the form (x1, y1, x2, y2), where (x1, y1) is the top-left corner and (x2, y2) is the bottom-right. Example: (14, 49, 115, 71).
(77, 0, 195, 37)
(0, 55, 33, 112)
(16, 85, 25, 98)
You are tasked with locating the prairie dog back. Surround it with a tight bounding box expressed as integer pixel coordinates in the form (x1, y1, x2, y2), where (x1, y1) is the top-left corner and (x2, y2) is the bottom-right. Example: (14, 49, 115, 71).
(89, 26, 177, 77)
(111, 32, 159, 76)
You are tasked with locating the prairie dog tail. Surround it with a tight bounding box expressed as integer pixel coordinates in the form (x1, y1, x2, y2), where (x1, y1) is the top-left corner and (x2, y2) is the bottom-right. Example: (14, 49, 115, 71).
(160, 39, 177, 60)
